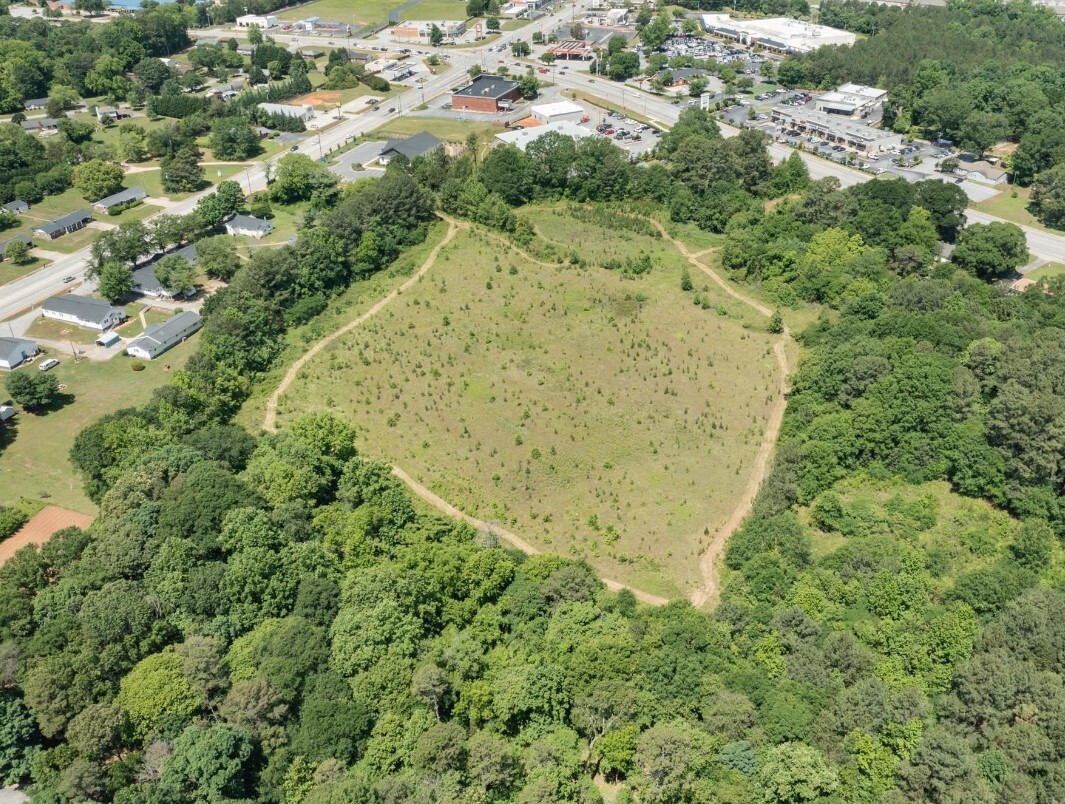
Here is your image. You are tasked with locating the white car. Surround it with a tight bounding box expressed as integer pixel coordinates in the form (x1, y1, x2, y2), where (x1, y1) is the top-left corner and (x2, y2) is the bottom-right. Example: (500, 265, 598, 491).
(39, 358, 59, 372)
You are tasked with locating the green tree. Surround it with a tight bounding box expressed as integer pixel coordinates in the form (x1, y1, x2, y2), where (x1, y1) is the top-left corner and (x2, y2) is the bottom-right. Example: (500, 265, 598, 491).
(3, 239, 31, 265)
(5, 372, 60, 411)
(118, 651, 204, 738)
(0, 690, 38, 785)
(271, 153, 338, 204)
(511, 40, 530, 57)
(195, 236, 241, 281)
(159, 724, 255, 802)
(640, 11, 673, 51)
(154, 254, 197, 296)
(97, 261, 135, 303)
(429, 24, 444, 47)
(1030, 162, 1065, 230)
(72, 159, 124, 202)
(197, 181, 247, 228)
(162, 146, 205, 193)
(951, 222, 1028, 278)
(209, 118, 261, 161)
(757, 742, 838, 803)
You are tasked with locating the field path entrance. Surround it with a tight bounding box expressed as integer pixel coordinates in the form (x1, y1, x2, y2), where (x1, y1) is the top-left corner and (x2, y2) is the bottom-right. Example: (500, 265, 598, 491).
(646, 218, 792, 609)
(263, 219, 459, 432)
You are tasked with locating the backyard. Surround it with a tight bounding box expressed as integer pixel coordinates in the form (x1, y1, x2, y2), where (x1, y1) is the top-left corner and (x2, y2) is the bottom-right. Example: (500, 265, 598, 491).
(0, 338, 196, 513)
(264, 210, 781, 598)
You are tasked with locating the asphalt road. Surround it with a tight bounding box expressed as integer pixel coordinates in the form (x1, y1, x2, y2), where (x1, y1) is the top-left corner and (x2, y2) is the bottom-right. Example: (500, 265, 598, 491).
(3, 15, 1064, 322)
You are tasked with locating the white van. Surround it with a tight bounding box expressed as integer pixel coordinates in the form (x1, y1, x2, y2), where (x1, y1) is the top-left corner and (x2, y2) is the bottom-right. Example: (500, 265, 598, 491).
(39, 358, 59, 372)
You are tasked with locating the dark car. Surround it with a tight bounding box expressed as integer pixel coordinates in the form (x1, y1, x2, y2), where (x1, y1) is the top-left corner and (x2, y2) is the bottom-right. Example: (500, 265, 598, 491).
(290, 144, 299, 151)
(387, 107, 396, 113)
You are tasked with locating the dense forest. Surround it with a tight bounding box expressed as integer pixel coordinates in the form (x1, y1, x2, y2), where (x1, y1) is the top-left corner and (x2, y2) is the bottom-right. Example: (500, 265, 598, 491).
(2, 108, 1065, 802)
(781, 0, 1065, 185)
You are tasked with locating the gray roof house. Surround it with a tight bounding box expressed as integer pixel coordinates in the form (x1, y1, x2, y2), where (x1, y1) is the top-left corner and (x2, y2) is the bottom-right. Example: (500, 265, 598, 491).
(95, 105, 128, 122)
(0, 337, 38, 370)
(41, 294, 127, 331)
(92, 186, 147, 213)
(20, 118, 58, 133)
(224, 214, 273, 239)
(126, 311, 203, 360)
(23, 98, 48, 110)
(3, 200, 29, 215)
(379, 132, 443, 165)
(132, 244, 199, 299)
(0, 235, 33, 260)
(34, 209, 92, 240)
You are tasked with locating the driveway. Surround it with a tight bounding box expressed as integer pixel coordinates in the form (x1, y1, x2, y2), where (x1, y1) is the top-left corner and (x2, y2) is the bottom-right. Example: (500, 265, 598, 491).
(331, 141, 388, 182)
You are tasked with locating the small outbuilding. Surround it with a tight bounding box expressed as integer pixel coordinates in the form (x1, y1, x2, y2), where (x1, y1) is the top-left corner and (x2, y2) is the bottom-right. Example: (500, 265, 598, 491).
(95, 330, 121, 348)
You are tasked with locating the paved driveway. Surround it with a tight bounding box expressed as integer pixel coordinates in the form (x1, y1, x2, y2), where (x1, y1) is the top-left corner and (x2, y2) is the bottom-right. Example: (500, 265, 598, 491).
(331, 141, 388, 182)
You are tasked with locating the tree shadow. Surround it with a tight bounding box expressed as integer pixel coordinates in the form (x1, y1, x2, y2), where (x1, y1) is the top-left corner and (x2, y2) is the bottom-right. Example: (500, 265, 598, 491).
(29, 390, 76, 416)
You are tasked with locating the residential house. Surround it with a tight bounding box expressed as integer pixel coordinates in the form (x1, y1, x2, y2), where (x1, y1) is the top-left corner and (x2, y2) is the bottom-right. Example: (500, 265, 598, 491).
(131, 243, 199, 299)
(224, 214, 273, 239)
(41, 294, 127, 331)
(0, 235, 33, 261)
(126, 311, 203, 360)
(92, 186, 147, 214)
(23, 98, 48, 111)
(95, 105, 128, 122)
(33, 210, 92, 240)
(2, 200, 28, 215)
(0, 338, 38, 370)
(378, 131, 443, 164)
(20, 118, 59, 133)
(208, 80, 245, 100)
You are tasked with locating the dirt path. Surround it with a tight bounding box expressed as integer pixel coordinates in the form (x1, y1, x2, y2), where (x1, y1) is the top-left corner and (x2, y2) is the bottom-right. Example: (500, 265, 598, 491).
(646, 218, 792, 609)
(0, 507, 94, 566)
(392, 467, 669, 606)
(262, 220, 459, 433)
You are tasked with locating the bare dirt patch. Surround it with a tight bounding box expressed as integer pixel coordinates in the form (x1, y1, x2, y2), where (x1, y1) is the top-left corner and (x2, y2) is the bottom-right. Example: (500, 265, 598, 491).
(0, 506, 94, 565)
(292, 90, 343, 107)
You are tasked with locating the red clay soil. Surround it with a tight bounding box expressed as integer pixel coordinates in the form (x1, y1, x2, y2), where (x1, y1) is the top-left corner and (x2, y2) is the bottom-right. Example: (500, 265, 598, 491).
(0, 506, 94, 565)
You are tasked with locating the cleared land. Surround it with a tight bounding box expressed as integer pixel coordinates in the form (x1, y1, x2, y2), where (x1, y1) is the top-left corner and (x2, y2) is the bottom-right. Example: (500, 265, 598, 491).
(0, 506, 94, 565)
(0, 339, 196, 513)
(269, 209, 780, 598)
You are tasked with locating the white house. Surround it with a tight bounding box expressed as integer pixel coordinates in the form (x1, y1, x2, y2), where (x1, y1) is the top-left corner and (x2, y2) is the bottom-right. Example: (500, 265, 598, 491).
(236, 14, 278, 28)
(0, 337, 38, 370)
(224, 214, 274, 239)
(257, 102, 315, 121)
(41, 294, 127, 331)
(126, 311, 202, 360)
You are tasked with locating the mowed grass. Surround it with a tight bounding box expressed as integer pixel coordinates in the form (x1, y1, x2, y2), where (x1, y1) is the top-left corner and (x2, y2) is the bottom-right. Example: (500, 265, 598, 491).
(271, 212, 781, 597)
(973, 185, 1061, 233)
(0, 339, 197, 514)
(279, 0, 395, 24)
(1028, 261, 1065, 281)
(367, 115, 494, 142)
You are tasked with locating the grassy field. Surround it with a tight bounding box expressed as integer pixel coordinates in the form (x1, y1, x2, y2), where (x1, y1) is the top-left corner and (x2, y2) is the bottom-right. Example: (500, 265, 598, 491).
(1027, 261, 1065, 281)
(0, 256, 50, 286)
(0, 339, 197, 514)
(267, 209, 780, 597)
(135, 165, 247, 201)
(279, 0, 395, 25)
(366, 115, 495, 142)
(973, 185, 1061, 234)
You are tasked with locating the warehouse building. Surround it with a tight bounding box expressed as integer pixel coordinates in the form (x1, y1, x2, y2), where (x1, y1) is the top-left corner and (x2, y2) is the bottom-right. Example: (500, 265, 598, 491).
(530, 100, 587, 124)
(700, 14, 856, 53)
(236, 14, 278, 28)
(452, 75, 523, 113)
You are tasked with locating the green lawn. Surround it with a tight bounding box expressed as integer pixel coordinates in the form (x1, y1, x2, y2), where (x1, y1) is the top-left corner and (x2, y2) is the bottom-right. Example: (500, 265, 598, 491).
(973, 185, 1060, 234)
(0, 257, 50, 286)
(267, 207, 780, 598)
(0, 338, 197, 514)
(366, 115, 494, 142)
(278, 0, 396, 25)
(135, 164, 247, 201)
(1027, 262, 1065, 281)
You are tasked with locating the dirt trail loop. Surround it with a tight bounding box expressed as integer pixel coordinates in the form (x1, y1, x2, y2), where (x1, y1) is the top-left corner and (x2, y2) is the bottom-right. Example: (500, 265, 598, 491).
(392, 468, 670, 606)
(262, 219, 459, 433)
(647, 218, 792, 609)
(262, 217, 669, 606)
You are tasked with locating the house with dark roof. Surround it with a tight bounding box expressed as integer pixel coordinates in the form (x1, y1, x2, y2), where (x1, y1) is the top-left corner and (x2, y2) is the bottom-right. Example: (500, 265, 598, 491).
(378, 132, 443, 165)
(0, 337, 38, 370)
(208, 80, 245, 100)
(3, 200, 28, 215)
(452, 75, 523, 113)
(0, 235, 33, 261)
(224, 214, 274, 239)
(23, 98, 48, 111)
(34, 210, 92, 240)
(95, 105, 128, 122)
(126, 311, 203, 360)
(132, 244, 199, 299)
(20, 118, 59, 133)
(42, 294, 127, 330)
(92, 186, 147, 214)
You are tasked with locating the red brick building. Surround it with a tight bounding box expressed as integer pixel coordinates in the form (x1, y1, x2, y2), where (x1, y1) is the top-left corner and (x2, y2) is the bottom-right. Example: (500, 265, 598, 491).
(452, 75, 523, 113)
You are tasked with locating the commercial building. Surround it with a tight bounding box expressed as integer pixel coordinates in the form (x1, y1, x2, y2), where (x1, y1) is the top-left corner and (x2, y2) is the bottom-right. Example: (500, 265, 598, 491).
(815, 83, 888, 118)
(41, 294, 126, 331)
(452, 75, 523, 113)
(605, 8, 629, 24)
(0, 338, 38, 370)
(33, 209, 92, 240)
(495, 120, 597, 151)
(235, 13, 278, 27)
(772, 107, 903, 153)
(530, 100, 587, 125)
(257, 102, 315, 121)
(700, 14, 856, 53)
(224, 214, 274, 239)
(126, 311, 202, 360)
(92, 186, 147, 214)
(547, 40, 596, 59)
(379, 132, 443, 165)
(392, 19, 466, 42)
(0, 235, 34, 261)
